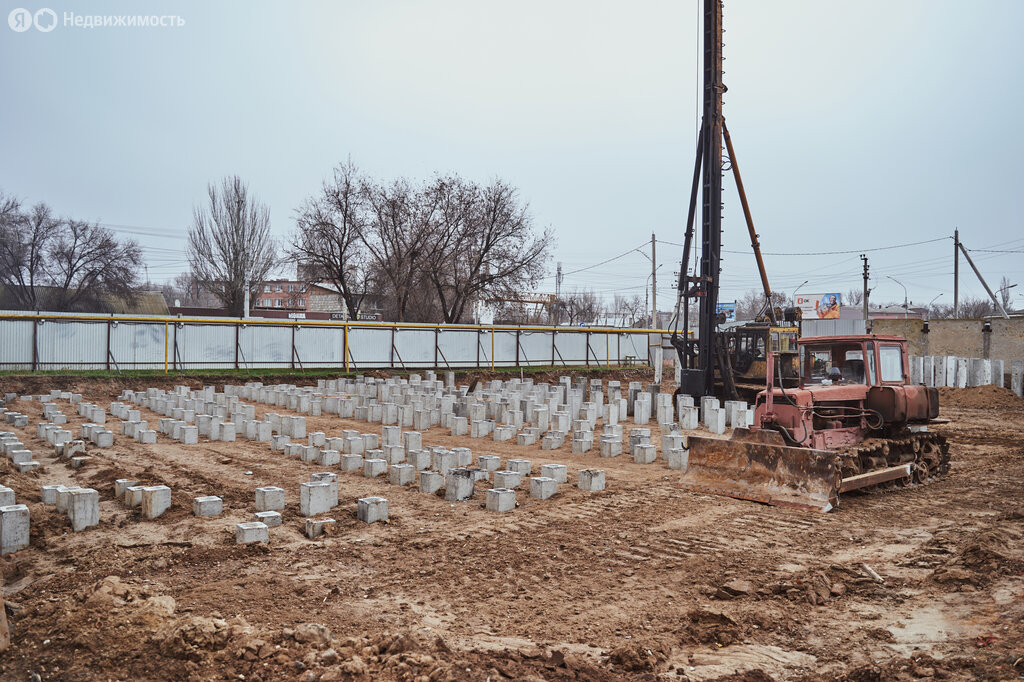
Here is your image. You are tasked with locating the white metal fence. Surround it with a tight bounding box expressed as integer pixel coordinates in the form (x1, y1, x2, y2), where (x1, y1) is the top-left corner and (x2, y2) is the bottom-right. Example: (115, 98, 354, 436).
(0, 312, 657, 372)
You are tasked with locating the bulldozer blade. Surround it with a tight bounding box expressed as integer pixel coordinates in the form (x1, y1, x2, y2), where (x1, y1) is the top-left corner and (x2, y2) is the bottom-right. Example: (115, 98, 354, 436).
(676, 429, 842, 512)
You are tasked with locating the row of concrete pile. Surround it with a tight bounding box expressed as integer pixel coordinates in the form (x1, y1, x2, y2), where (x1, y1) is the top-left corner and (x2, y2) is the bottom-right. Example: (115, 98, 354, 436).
(0, 371, 753, 553)
(908, 355, 1024, 395)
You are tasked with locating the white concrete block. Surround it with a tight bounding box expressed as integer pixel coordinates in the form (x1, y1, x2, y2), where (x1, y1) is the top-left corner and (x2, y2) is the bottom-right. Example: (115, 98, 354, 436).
(493, 470, 522, 489)
(540, 463, 568, 483)
(667, 447, 689, 470)
(68, 489, 99, 532)
(419, 470, 444, 494)
(357, 496, 389, 523)
(363, 458, 387, 478)
(444, 468, 475, 501)
(389, 463, 416, 485)
(577, 469, 605, 492)
(236, 521, 269, 544)
(192, 495, 223, 517)
(142, 486, 172, 519)
(0, 504, 30, 554)
(530, 476, 557, 500)
(486, 488, 516, 512)
(300, 482, 333, 516)
(255, 486, 285, 511)
(506, 458, 532, 475)
(254, 511, 281, 527)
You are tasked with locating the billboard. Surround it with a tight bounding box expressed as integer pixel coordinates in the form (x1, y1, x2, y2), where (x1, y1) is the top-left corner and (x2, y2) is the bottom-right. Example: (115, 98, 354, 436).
(795, 293, 841, 319)
(716, 301, 736, 321)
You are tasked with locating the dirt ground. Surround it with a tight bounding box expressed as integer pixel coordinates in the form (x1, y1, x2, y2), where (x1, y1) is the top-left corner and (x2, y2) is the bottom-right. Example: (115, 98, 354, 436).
(0, 371, 1021, 681)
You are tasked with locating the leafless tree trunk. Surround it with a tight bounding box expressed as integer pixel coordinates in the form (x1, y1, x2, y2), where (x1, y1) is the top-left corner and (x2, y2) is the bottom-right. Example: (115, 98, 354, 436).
(290, 161, 369, 319)
(48, 220, 143, 311)
(361, 178, 438, 322)
(187, 176, 278, 316)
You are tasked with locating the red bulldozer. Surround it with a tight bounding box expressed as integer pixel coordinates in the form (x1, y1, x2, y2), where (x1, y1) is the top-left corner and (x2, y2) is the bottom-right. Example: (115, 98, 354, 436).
(680, 334, 950, 511)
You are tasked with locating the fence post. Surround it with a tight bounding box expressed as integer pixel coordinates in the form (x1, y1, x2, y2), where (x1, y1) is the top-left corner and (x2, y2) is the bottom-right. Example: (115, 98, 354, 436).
(32, 319, 38, 372)
(235, 324, 240, 370)
(164, 322, 169, 374)
(290, 324, 296, 370)
(491, 326, 495, 371)
(551, 330, 556, 367)
(106, 318, 112, 372)
(515, 328, 520, 367)
(585, 331, 590, 366)
(435, 327, 439, 369)
(390, 327, 396, 370)
(606, 332, 610, 367)
(343, 322, 349, 373)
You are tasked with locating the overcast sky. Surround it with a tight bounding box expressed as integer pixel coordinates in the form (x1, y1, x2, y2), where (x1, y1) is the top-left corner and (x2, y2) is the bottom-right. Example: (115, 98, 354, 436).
(2, 0, 1022, 310)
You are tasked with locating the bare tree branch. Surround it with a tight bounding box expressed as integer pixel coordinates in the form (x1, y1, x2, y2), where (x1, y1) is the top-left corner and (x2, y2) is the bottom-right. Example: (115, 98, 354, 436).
(187, 176, 278, 316)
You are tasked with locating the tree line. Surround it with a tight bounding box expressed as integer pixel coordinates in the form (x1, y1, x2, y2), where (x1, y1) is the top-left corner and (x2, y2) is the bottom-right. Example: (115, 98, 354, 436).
(0, 191, 142, 311)
(183, 164, 552, 322)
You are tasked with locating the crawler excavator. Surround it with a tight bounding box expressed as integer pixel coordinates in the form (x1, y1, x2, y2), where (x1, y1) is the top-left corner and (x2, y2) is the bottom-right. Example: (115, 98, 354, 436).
(669, 0, 950, 511)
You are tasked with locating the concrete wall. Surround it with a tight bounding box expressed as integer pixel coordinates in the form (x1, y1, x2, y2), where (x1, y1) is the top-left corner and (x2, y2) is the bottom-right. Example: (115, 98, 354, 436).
(871, 317, 1024, 368)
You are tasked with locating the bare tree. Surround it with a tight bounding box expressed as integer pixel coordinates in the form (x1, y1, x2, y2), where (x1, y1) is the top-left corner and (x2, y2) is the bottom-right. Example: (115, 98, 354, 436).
(611, 294, 646, 327)
(47, 219, 142, 311)
(290, 161, 369, 319)
(845, 288, 864, 306)
(187, 176, 278, 316)
(735, 288, 788, 321)
(423, 177, 551, 324)
(0, 199, 59, 310)
(958, 296, 995, 318)
(998, 276, 1014, 310)
(361, 178, 438, 322)
(550, 289, 602, 326)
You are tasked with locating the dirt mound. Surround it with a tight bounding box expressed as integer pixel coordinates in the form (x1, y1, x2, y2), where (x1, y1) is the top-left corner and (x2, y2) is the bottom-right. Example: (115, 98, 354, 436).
(938, 385, 1023, 411)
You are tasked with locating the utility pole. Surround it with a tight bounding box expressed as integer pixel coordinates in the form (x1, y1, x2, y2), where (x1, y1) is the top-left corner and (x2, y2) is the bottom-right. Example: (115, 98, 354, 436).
(555, 262, 563, 298)
(651, 232, 657, 327)
(958, 241, 1010, 319)
(860, 254, 870, 322)
(953, 228, 959, 318)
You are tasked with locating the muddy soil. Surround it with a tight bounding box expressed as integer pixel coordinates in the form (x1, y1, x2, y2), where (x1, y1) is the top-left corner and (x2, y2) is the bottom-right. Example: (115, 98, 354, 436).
(0, 373, 1021, 681)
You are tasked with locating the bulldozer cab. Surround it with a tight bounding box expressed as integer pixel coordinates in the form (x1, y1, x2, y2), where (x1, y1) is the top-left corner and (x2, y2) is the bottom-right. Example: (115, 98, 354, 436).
(798, 336, 908, 389)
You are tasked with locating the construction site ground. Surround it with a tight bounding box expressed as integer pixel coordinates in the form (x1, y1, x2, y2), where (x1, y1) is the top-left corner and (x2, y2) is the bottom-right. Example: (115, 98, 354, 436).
(0, 371, 1022, 681)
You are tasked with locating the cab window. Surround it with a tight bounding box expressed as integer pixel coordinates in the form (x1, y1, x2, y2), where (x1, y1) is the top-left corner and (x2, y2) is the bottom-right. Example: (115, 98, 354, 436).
(879, 345, 904, 382)
(865, 342, 876, 384)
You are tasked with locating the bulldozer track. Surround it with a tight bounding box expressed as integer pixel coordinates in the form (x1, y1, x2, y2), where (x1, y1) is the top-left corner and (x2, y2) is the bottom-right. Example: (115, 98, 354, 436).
(839, 432, 951, 488)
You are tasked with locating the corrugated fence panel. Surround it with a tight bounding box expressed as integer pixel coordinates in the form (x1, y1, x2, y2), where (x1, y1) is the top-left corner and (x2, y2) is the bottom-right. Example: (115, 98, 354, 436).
(493, 330, 518, 367)
(38, 320, 106, 369)
(518, 331, 552, 366)
(0, 315, 661, 371)
(348, 327, 392, 368)
(110, 322, 167, 370)
(554, 332, 586, 365)
(802, 319, 867, 337)
(587, 331, 616, 366)
(437, 329, 479, 368)
(294, 326, 345, 368)
(0, 320, 34, 369)
(176, 324, 236, 369)
(620, 333, 648, 364)
(240, 324, 292, 368)
(393, 328, 436, 367)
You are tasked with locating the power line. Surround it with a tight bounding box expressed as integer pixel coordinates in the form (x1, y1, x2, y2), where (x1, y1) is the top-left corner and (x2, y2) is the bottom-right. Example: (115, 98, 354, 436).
(559, 240, 652, 277)
(656, 235, 950, 256)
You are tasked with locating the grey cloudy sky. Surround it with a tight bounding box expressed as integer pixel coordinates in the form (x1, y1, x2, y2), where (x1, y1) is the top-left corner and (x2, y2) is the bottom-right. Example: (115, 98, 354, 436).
(2, 0, 1022, 310)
